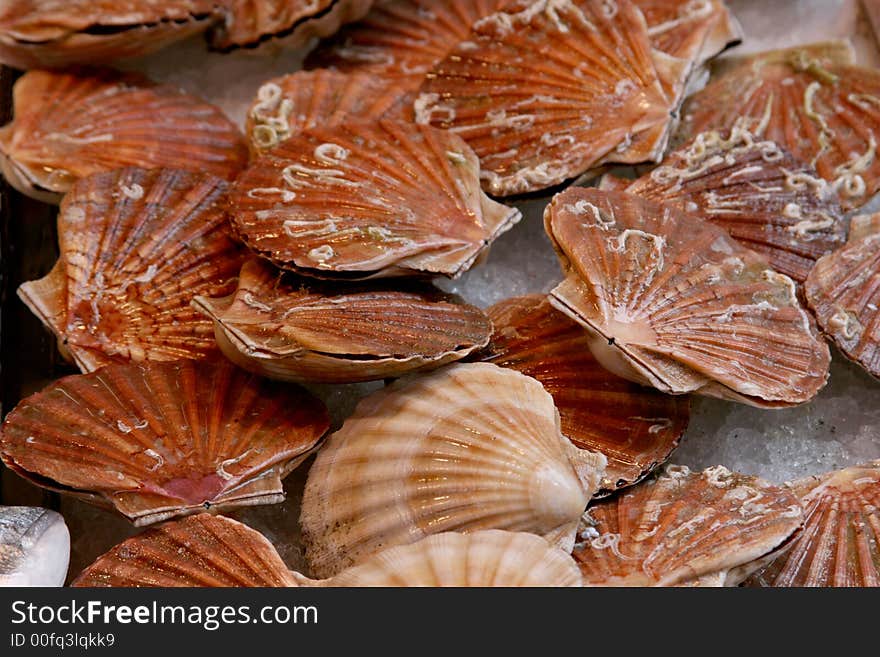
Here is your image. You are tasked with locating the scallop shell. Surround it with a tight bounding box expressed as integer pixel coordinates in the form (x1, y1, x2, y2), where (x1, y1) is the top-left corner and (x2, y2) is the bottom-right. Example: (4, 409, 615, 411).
(229, 119, 521, 280)
(572, 465, 804, 586)
(622, 124, 846, 283)
(679, 42, 880, 212)
(414, 0, 671, 196)
(636, 0, 741, 65)
(325, 530, 582, 587)
(478, 295, 689, 495)
(0, 1, 221, 70)
(805, 213, 880, 379)
(1, 507, 70, 587)
(0, 68, 248, 202)
(209, 0, 373, 52)
(194, 259, 492, 383)
(544, 188, 831, 407)
(245, 70, 410, 156)
(0, 359, 330, 526)
(745, 462, 880, 587)
(300, 362, 607, 578)
(72, 514, 299, 587)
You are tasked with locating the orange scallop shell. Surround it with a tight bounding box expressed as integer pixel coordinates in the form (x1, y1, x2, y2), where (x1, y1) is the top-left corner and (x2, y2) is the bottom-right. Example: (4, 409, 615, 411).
(72, 514, 299, 587)
(0, 359, 330, 526)
(573, 465, 803, 586)
(745, 462, 880, 587)
(622, 125, 846, 283)
(0, 68, 248, 203)
(544, 187, 831, 407)
(229, 119, 521, 279)
(477, 295, 689, 495)
(679, 42, 880, 212)
(18, 167, 245, 372)
(636, 0, 741, 65)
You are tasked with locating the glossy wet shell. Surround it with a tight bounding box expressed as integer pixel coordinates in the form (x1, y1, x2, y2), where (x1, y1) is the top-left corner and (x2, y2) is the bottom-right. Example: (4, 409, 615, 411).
(478, 295, 689, 495)
(636, 0, 741, 65)
(573, 465, 803, 586)
(805, 214, 880, 379)
(0, 1, 221, 70)
(300, 362, 607, 578)
(229, 119, 520, 280)
(414, 0, 671, 196)
(194, 259, 492, 383)
(544, 188, 830, 407)
(0, 359, 330, 526)
(623, 125, 846, 283)
(0, 506, 70, 587)
(72, 514, 299, 587)
(17, 167, 244, 372)
(325, 530, 582, 587)
(679, 43, 880, 212)
(0, 68, 248, 202)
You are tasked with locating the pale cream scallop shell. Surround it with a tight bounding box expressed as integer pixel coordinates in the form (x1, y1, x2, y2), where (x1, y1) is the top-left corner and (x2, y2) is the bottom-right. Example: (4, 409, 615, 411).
(300, 362, 607, 578)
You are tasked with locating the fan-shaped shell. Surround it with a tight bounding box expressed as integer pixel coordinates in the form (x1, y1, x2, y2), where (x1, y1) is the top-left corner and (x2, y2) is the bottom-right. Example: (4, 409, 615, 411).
(325, 530, 582, 587)
(623, 125, 846, 283)
(544, 188, 831, 407)
(194, 259, 492, 383)
(478, 295, 689, 495)
(573, 465, 803, 586)
(0, 68, 248, 202)
(679, 42, 880, 212)
(300, 362, 607, 578)
(72, 514, 299, 587)
(636, 0, 741, 65)
(805, 213, 880, 379)
(745, 462, 880, 587)
(1, 507, 69, 587)
(18, 168, 244, 373)
(0, 1, 221, 70)
(414, 0, 671, 196)
(229, 120, 520, 280)
(0, 359, 330, 526)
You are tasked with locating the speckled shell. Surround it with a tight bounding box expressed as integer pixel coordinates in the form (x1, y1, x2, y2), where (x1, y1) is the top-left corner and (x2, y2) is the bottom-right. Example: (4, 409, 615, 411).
(0, 359, 330, 526)
(300, 362, 607, 578)
(209, 0, 374, 51)
(0, 507, 69, 587)
(325, 530, 582, 587)
(478, 295, 689, 495)
(229, 120, 520, 280)
(0, 1, 221, 70)
(679, 42, 880, 212)
(623, 125, 846, 283)
(72, 514, 299, 587)
(0, 69, 247, 203)
(544, 188, 831, 407)
(414, 0, 671, 196)
(745, 462, 880, 587)
(18, 167, 244, 373)
(636, 0, 741, 65)
(245, 70, 409, 156)
(805, 214, 880, 379)
(194, 259, 492, 383)
(573, 465, 803, 586)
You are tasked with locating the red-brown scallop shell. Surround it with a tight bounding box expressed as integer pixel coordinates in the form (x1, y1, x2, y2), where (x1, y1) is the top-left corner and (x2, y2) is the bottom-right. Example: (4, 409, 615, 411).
(636, 0, 741, 65)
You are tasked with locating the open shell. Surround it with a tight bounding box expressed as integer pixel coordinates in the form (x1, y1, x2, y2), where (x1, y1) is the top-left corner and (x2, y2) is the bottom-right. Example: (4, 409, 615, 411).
(72, 514, 299, 587)
(229, 119, 520, 280)
(805, 213, 880, 379)
(636, 0, 741, 66)
(745, 462, 880, 587)
(0, 359, 330, 526)
(194, 259, 492, 383)
(325, 530, 582, 587)
(622, 124, 846, 283)
(0, 68, 247, 203)
(18, 167, 244, 373)
(679, 42, 880, 212)
(1, 506, 69, 587)
(414, 0, 671, 196)
(0, 1, 221, 70)
(544, 188, 831, 407)
(572, 465, 804, 586)
(478, 295, 689, 495)
(300, 362, 607, 578)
